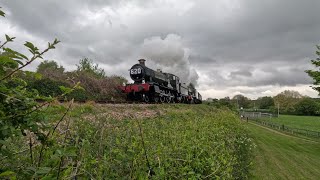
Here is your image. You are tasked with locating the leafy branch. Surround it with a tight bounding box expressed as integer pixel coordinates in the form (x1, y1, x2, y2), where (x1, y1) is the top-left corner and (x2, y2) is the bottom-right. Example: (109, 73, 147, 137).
(0, 34, 15, 49)
(306, 45, 320, 93)
(1, 82, 82, 121)
(0, 38, 60, 81)
(38, 99, 74, 167)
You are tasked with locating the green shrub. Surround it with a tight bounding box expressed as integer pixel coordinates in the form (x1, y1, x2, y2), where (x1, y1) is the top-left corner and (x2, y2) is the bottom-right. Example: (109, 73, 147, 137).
(66, 88, 89, 102)
(28, 78, 68, 97)
(294, 98, 320, 116)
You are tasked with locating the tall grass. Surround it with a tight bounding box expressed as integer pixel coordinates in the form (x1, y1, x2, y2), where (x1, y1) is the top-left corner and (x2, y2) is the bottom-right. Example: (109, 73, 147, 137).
(1, 104, 254, 179)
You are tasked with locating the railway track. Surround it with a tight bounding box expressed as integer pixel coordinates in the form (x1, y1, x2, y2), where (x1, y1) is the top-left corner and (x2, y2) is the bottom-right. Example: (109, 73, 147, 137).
(55, 99, 182, 105)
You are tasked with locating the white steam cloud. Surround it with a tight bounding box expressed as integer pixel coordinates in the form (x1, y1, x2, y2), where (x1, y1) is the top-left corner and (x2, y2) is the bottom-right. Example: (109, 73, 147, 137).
(139, 34, 199, 86)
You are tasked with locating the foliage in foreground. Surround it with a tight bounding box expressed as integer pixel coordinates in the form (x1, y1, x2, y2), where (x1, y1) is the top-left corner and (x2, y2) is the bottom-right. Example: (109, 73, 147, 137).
(0, 31, 60, 140)
(306, 44, 320, 94)
(1, 104, 254, 179)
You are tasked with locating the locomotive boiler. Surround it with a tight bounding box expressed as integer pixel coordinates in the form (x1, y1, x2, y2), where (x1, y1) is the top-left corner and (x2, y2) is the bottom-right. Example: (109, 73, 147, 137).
(120, 59, 202, 103)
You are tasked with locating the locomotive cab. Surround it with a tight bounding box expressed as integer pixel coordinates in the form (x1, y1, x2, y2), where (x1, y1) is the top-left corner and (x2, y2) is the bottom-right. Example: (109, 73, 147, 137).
(165, 73, 180, 92)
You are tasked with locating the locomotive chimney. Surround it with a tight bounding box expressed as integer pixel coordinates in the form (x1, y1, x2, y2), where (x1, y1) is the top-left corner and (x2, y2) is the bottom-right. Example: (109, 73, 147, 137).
(138, 59, 146, 66)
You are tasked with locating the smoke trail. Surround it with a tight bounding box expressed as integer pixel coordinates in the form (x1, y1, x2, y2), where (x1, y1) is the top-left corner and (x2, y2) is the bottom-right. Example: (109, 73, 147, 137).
(139, 34, 199, 86)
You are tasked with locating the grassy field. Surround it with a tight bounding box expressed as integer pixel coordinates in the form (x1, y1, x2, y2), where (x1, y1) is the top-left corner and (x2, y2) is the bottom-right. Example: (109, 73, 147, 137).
(246, 122, 320, 179)
(265, 115, 320, 132)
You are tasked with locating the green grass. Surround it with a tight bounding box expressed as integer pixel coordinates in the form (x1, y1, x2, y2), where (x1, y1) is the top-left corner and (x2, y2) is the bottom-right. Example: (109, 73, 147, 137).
(247, 122, 320, 179)
(265, 115, 320, 132)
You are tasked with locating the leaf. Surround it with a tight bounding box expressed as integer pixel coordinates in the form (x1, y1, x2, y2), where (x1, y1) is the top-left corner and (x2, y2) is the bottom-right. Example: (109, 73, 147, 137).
(24, 41, 35, 49)
(3, 47, 29, 60)
(65, 147, 78, 157)
(24, 41, 39, 54)
(40, 175, 56, 180)
(0, 56, 19, 69)
(56, 149, 62, 156)
(0, 171, 16, 179)
(34, 72, 42, 80)
(15, 60, 24, 65)
(0, 9, 5, 17)
(59, 86, 73, 95)
(74, 81, 84, 90)
(35, 167, 51, 175)
(0, 140, 9, 146)
(0, 171, 15, 176)
(5, 34, 15, 42)
(53, 38, 60, 44)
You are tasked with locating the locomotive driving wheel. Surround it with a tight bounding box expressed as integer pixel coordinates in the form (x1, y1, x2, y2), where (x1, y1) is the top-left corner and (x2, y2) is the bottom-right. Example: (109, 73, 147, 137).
(166, 96, 171, 103)
(160, 96, 165, 103)
(143, 94, 150, 103)
(153, 96, 159, 103)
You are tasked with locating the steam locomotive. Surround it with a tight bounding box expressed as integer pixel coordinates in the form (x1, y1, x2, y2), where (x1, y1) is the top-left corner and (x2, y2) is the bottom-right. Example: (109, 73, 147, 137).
(120, 59, 202, 103)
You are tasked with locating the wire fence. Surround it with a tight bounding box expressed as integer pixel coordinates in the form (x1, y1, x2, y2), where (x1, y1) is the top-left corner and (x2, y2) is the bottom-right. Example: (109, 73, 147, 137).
(241, 112, 320, 139)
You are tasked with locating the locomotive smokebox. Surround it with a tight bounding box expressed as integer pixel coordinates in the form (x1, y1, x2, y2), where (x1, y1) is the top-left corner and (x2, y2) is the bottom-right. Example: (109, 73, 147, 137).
(138, 59, 146, 66)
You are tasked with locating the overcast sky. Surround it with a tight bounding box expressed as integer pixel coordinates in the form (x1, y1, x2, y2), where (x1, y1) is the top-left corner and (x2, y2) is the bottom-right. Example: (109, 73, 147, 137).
(1, 0, 320, 99)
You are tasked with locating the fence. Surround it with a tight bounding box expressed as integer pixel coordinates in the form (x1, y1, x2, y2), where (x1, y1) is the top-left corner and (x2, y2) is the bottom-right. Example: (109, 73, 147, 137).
(241, 112, 320, 139)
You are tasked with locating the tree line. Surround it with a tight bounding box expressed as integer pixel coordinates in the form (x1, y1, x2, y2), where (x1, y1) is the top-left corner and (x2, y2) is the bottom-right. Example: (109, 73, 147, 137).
(206, 90, 320, 116)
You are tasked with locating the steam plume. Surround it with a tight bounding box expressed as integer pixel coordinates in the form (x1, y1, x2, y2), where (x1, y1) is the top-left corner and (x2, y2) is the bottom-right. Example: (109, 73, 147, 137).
(139, 34, 199, 86)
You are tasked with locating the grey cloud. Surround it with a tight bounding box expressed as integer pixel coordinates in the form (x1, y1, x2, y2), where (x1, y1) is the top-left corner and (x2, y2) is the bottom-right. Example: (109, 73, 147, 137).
(1, 0, 320, 99)
(229, 70, 252, 78)
(202, 63, 312, 89)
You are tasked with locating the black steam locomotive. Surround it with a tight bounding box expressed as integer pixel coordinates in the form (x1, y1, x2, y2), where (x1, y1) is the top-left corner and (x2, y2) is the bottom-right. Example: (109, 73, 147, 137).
(120, 59, 202, 103)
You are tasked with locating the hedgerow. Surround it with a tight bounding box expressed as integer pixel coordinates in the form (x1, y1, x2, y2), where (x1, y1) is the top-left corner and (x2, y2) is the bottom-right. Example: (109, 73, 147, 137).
(1, 104, 254, 179)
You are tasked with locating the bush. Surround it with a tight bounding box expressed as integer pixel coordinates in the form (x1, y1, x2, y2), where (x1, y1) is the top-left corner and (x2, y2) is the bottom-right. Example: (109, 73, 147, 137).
(28, 78, 69, 97)
(65, 88, 89, 102)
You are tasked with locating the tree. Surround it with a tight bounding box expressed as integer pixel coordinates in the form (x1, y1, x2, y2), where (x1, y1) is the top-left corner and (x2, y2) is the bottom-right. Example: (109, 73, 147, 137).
(306, 45, 320, 94)
(232, 94, 251, 109)
(37, 60, 64, 74)
(77, 58, 105, 78)
(257, 96, 274, 109)
(36, 60, 65, 81)
(219, 97, 237, 110)
(294, 98, 319, 116)
(273, 90, 304, 114)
